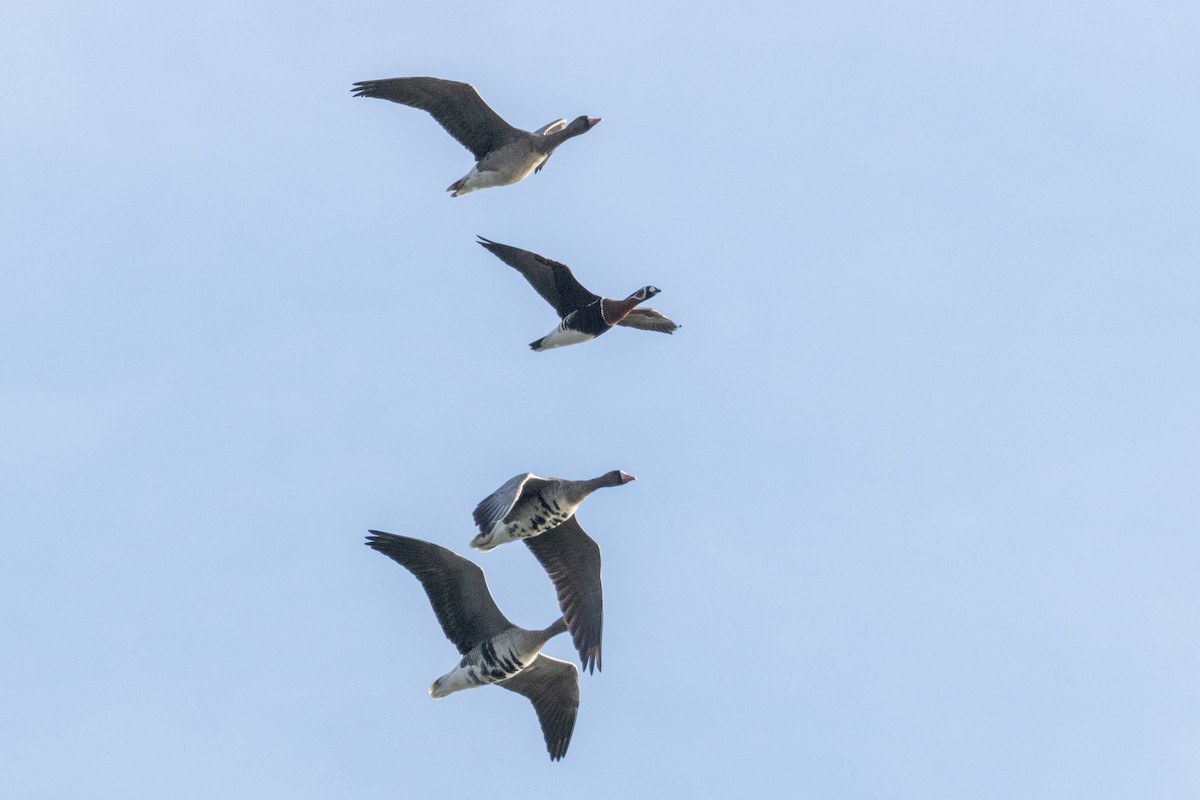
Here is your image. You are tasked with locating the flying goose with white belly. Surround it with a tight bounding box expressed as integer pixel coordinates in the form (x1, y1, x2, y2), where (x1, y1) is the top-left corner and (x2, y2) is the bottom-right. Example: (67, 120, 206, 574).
(351, 77, 601, 196)
(365, 531, 580, 761)
(477, 237, 680, 351)
(471, 470, 636, 674)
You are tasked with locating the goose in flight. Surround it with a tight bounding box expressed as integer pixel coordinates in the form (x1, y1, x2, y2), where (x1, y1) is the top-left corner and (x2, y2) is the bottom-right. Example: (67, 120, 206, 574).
(352, 77, 601, 196)
(472, 470, 636, 673)
(477, 237, 679, 350)
(366, 531, 580, 760)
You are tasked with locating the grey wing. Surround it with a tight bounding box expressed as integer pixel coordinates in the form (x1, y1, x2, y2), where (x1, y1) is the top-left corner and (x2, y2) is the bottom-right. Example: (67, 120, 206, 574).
(365, 531, 513, 654)
(351, 77, 520, 161)
(477, 237, 600, 317)
(524, 517, 603, 674)
(533, 119, 567, 135)
(472, 473, 537, 532)
(532, 120, 566, 173)
(616, 307, 680, 334)
(497, 654, 580, 761)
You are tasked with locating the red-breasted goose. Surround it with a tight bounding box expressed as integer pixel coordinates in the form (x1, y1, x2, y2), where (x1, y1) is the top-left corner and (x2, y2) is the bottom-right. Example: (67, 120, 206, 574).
(366, 531, 580, 761)
(471, 470, 636, 673)
(477, 237, 680, 351)
(351, 77, 601, 196)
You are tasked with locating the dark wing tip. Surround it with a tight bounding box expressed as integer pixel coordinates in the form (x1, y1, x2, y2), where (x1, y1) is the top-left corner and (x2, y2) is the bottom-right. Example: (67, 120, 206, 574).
(365, 530, 413, 559)
(548, 717, 575, 761)
(581, 645, 601, 675)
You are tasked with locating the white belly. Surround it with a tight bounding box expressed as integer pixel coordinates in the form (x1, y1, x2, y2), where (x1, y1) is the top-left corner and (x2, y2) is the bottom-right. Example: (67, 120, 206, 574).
(470, 504, 575, 550)
(429, 635, 539, 697)
(452, 162, 536, 195)
(535, 325, 595, 350)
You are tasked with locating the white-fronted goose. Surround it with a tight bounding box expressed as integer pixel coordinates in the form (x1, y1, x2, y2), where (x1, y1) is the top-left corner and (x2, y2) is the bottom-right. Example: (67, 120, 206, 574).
(366, 531, 579, 761)
(472, 470, 635, 673)
(351, 77, 602, 196)
(477, 237, 680, 350)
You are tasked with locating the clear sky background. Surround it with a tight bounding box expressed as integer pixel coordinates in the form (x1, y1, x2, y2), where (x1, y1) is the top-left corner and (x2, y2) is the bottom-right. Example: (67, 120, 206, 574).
(3, 1, 1198, 797)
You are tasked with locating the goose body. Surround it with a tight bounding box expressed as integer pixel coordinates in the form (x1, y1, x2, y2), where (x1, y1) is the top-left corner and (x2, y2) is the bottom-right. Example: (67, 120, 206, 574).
(471, 470, 635, 674)
(351, 77, 601, 196)
(365, 531, 580, 760)
(430, 624, 556, 697)
(530, 319, 600, 351)
(471, 471, 634, 550)
(476, 237, 679, 350)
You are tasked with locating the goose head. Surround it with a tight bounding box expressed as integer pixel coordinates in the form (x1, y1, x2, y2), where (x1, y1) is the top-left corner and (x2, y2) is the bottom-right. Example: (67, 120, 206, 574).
(600, 470, 637, 486)
(564, 115, 603, 136)
(627, 286, 660, 303)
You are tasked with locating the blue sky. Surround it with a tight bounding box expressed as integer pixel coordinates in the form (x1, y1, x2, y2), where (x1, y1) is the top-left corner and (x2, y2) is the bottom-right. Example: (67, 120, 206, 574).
(2, 1, 1198, 797)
